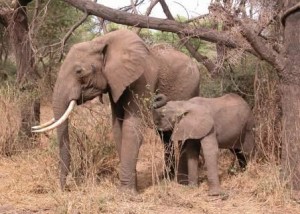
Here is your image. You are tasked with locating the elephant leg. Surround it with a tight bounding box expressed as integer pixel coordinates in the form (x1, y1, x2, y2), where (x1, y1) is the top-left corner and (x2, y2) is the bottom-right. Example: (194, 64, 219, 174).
(177, 145, 188, 185)
(110, 96, 124, 158)
(59, 135, 71, 190)
(159, 130, 175, 180)
(201, 133, 221, 196)
(185, 139, 200, 186)
(230, 148, 247, 169)
(111, 115, 123, 158)
(119, 114, 143, 192)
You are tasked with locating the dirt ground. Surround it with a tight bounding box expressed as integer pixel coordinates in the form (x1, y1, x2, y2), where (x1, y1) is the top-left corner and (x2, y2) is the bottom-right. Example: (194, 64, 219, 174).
(0, 102, 300, 214)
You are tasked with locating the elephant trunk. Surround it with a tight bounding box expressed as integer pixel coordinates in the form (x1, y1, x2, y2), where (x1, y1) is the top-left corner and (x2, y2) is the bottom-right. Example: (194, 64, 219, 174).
(52, 79, 80, 190)
(152, 94, 168, 109)
(52, 96, 71, 189)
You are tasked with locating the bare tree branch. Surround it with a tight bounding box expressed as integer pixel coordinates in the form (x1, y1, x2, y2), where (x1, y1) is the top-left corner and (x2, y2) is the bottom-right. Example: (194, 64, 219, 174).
(145, 0, 160, 16)
(159, 0, 218, 74)
(184, 14, 209, 24)
(135, 0, 160, 34)
(119, 0, 145, 12)
(130, 0, 139, 14)
(210, 3, 285, 72)
(239, 20, 285, 72)
(58, 11, 89, 62)
(281, 2, 300, 25)
(63, 0, 256, 55)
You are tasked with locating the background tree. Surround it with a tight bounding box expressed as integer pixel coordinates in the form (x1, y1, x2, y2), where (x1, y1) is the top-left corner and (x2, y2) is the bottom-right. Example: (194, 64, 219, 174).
(0, 0, 93, 144)
(0, 0, 40, 139)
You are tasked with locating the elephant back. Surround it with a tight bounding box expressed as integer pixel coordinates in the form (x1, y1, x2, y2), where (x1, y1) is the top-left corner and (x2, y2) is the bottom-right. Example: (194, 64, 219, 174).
(152, 47, 200, 101)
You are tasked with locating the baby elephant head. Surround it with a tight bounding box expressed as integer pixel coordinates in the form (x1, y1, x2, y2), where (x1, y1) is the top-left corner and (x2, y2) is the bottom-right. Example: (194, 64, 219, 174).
(152, 94, 214, 142)
(152, 94, 187, 131)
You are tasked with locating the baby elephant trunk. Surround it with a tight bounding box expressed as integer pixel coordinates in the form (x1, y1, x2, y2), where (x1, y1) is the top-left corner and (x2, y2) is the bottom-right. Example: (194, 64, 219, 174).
(152, 94, 168, 109)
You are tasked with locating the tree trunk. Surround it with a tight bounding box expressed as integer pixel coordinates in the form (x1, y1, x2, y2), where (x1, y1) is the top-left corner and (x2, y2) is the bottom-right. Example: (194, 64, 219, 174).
(2, 0, 40, 139)
(280, 0, 300, 192)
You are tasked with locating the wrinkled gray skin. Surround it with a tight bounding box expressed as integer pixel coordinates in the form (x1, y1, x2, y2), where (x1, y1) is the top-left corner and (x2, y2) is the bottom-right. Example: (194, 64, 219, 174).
(52, 29, 200, 192)
(153, 93, 255, 196)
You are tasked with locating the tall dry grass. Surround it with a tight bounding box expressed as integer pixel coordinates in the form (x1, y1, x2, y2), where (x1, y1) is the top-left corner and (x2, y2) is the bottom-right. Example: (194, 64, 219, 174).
(1, 64, 299, 213)
(253, 63, 281, 163)
(0, 85, 40, 155)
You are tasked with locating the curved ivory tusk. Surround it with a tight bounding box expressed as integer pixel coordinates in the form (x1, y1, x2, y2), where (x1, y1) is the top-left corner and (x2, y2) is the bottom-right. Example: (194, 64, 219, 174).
(32, 118, 55, 130)
(32, 100, 76, 133)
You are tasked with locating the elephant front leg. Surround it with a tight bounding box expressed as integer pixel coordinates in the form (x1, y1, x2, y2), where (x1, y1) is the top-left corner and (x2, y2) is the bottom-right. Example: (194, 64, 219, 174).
(177, 140, 200, 186)
(112, 116, 123, 158)
(185, 140, 201, 186)
(201, 133, 221, 196)
(119, 114, 143, 193)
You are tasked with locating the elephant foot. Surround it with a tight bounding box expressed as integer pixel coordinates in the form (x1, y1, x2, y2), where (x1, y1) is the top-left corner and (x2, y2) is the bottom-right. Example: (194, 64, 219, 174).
(177, 173, 189, 185)
(208, 187, 222, 196)
(118, 184, 138, 195)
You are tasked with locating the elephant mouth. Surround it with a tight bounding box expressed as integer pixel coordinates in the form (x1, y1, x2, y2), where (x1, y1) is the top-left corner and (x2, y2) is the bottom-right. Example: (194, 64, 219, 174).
(77, 88, 107, 105)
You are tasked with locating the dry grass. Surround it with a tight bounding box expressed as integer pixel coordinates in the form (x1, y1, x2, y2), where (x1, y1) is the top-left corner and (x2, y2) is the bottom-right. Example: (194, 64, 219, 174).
(0, 139, 299, 213)
(0, 80, 300, 213)
(0, 87, 22, 156)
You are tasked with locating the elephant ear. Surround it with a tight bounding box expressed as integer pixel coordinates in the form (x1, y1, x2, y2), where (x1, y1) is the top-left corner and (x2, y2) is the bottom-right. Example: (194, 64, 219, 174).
(171, 108, 214, 142)
(94, 33, 149, 103)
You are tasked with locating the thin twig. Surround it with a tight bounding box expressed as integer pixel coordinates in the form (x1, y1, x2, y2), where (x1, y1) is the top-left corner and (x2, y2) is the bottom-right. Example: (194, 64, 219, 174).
(184, 14, 209, 24)
(159, 0, 218, 74)
(281, 2, 300, 25)
(130, 0, 139, 14)
(58, 10, 89, 62)
(135, 0, 160, 34)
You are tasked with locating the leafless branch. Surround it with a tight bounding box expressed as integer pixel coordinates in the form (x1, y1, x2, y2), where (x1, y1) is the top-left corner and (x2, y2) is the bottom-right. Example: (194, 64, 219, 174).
(98, 17, 108, 34)
(209, 3, 285, 72)
(130, 0, 139, 14)
(281, 2, 300, 25)
(184, 14, 209, 24)
(145, 0, 160, 16)
(135, 0, 160, 34)
(63, 0, 256, 55)
(238, 19, 285, 72)
(58, 10, 89, 62)
(159, 0, 218, 74)
(119, 0, 145, 12)
(173, 1, 189, 20)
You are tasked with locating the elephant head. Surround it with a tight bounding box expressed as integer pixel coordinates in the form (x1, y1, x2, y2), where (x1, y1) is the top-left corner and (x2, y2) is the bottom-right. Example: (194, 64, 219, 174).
(32, 30, 151, 189)
(153, 94, 214, 142)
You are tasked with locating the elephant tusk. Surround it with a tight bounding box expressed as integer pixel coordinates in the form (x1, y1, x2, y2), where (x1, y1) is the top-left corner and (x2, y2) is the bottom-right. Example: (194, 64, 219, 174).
(32, 100, 77, 133)
(32, 118, 55, 130)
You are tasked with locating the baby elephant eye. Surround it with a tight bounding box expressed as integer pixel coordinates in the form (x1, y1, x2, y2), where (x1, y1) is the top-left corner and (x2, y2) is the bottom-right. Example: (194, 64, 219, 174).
(75, 67, 82, 75)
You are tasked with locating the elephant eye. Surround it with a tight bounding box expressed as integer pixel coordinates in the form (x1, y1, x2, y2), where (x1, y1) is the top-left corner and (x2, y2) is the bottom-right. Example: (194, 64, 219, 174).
(76, 68, 82, 75)
(75, 66, 83, 76)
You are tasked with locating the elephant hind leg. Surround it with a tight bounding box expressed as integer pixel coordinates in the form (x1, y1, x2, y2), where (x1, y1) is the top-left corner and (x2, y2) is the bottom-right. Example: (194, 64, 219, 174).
(230, 148, 247, 169)
(201, 134, 221, 196)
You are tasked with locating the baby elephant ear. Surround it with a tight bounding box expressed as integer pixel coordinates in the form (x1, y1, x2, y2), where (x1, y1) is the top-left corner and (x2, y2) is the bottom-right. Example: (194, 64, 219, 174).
(171, 110, 214, 142)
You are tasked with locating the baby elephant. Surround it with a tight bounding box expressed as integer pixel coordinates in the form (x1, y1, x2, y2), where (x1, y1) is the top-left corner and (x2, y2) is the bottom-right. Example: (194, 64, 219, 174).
(152, 93, 255, 196)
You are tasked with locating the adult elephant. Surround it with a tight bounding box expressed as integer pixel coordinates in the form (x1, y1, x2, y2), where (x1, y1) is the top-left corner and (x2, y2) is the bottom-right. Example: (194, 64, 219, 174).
(32, 29, 200, 193)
